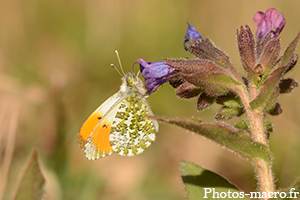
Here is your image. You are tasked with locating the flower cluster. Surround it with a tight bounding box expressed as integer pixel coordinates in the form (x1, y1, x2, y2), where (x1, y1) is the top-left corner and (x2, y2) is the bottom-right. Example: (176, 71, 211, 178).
(138, 8, 299, 123)
(136, 8, 300, 196)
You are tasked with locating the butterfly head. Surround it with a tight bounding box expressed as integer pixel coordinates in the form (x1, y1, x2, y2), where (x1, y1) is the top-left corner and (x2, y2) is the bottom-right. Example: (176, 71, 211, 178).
(120, 72, 146, 95)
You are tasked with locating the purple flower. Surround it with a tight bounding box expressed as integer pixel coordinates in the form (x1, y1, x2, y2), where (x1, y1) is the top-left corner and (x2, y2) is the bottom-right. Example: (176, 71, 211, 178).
(184, 22, 203, 51)
(185, 22, 202, 41)
(138, 58, 174, 94)
(253, 8, 285, 38)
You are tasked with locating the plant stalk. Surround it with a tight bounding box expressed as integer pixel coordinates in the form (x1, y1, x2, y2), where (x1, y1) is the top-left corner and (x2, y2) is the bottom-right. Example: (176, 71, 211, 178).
(236, 85, 274, 199)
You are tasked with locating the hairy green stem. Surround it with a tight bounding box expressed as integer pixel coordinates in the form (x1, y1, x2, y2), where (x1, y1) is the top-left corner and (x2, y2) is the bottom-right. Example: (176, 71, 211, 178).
(235, 85, 274, 199)
(254, 159, 275, 199)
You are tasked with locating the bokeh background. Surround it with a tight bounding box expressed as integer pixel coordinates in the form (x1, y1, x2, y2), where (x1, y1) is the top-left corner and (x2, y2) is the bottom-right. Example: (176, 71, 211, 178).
(1, 0, 300, 199)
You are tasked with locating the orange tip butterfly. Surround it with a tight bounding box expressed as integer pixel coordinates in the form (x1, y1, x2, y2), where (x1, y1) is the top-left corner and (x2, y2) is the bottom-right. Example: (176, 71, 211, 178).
(78, 51, 159, 160)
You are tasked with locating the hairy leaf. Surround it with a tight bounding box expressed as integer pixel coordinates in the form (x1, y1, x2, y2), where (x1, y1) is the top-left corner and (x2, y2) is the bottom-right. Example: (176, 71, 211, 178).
(169, 74, 186, 88)
(256, 31, 273, 59)
(264, 119, 273, 136)
(250, 62, 292, 110)
(267, 103, 283, 116)
(279, 78, 299, 94)
(215, 106, 243, 120)
(283, 53, 299, 75)
(235, 119, 251, 133)
(180, 160, 249, 200)
(259, 38, 281, 70)
(179, 69, 242, 91)
(237, 26, 256, 73)
(197, 93, 215, 110)
(188, 38, 237, 74)
(264, 88, 280, 113)
(216, 92, 242, 108)
(241, 59, 259, 85)
(280, 32, 300, 67)
(166, 59, 243, 96)
(176, 81, 202, 99)
(149, 116, 271, 165)
(167, 59, 234, 78)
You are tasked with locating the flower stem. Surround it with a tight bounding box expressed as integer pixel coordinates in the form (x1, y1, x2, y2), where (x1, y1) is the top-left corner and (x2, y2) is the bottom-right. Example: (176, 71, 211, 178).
(254, 158, 275, 199)
(235, 85, 274, 198)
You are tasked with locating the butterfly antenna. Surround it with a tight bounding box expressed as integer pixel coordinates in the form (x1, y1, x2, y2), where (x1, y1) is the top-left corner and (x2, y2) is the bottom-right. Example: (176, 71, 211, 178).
(132, 62, 140, 77)
(136, 70, 140, 77)
(115, 50, 126, 76)
(110, 64, 124, 77)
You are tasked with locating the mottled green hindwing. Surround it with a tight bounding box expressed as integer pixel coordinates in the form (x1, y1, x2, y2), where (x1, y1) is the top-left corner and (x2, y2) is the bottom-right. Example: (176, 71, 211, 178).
(109, 96, 157, 156)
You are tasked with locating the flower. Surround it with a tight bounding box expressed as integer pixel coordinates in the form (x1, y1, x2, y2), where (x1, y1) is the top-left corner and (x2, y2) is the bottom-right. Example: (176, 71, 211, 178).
(185, 22, 202, 41)
(138, 58, 174, 94)
(184, 22, 203, 51)
(253, 8, 285, 38)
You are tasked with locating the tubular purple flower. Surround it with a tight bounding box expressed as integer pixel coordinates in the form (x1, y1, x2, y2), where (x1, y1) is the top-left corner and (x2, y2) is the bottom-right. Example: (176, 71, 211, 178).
(253, 8, 285, 38)
(184, 22, 203, 51)
(138, 58, 174, 94)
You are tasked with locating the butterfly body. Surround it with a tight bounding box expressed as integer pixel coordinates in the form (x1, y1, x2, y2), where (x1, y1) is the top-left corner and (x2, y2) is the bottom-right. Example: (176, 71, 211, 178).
(78, 72, 158, 160)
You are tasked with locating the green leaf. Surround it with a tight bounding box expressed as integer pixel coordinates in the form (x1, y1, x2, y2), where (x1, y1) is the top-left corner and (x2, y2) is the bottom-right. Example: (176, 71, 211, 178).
(180, 160, 249, 200)
(283, 54, 299, 75)
(235, 119, 251, 133)
(250, 33, 300, 111)
(13, 150, 46, 200)
(179, 70, 242, 91)
(166, 59, 243, 96)
(280, 32, 300, 67)
(194, 82, 231, 96)
(250, 64, 290, 111)
(216, 92, 243, 108)
(242, 59, 260, 86)
(149, 116, 271, 166)
(223, 100, 242, 108)
(264, 88, 280, 113)
(215, 106, 243, 120)
(264, 119, 273, 135)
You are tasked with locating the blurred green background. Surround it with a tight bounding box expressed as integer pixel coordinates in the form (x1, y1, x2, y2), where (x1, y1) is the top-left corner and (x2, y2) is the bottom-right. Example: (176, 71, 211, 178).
(1, 0, 300, 199)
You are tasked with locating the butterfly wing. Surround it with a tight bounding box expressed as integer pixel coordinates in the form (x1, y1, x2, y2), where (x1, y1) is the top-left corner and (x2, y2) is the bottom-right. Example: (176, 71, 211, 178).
(78, 92, 122, 160)
(109, 96, 159, 156)
(78, 73, 159, 160)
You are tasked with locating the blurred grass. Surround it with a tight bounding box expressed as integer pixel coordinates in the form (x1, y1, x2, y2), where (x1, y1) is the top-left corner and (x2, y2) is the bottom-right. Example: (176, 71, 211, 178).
(1, 0, 300, 199)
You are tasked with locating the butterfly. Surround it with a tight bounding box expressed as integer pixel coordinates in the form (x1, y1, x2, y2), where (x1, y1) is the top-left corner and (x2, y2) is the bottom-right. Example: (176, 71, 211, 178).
(78, 52, 159, 160)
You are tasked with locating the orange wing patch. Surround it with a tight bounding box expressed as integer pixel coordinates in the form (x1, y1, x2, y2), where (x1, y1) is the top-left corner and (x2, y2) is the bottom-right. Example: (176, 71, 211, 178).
(78, 111, 104, 149)
(78, 111, 114, 158)
(89, 120, 113, 153)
